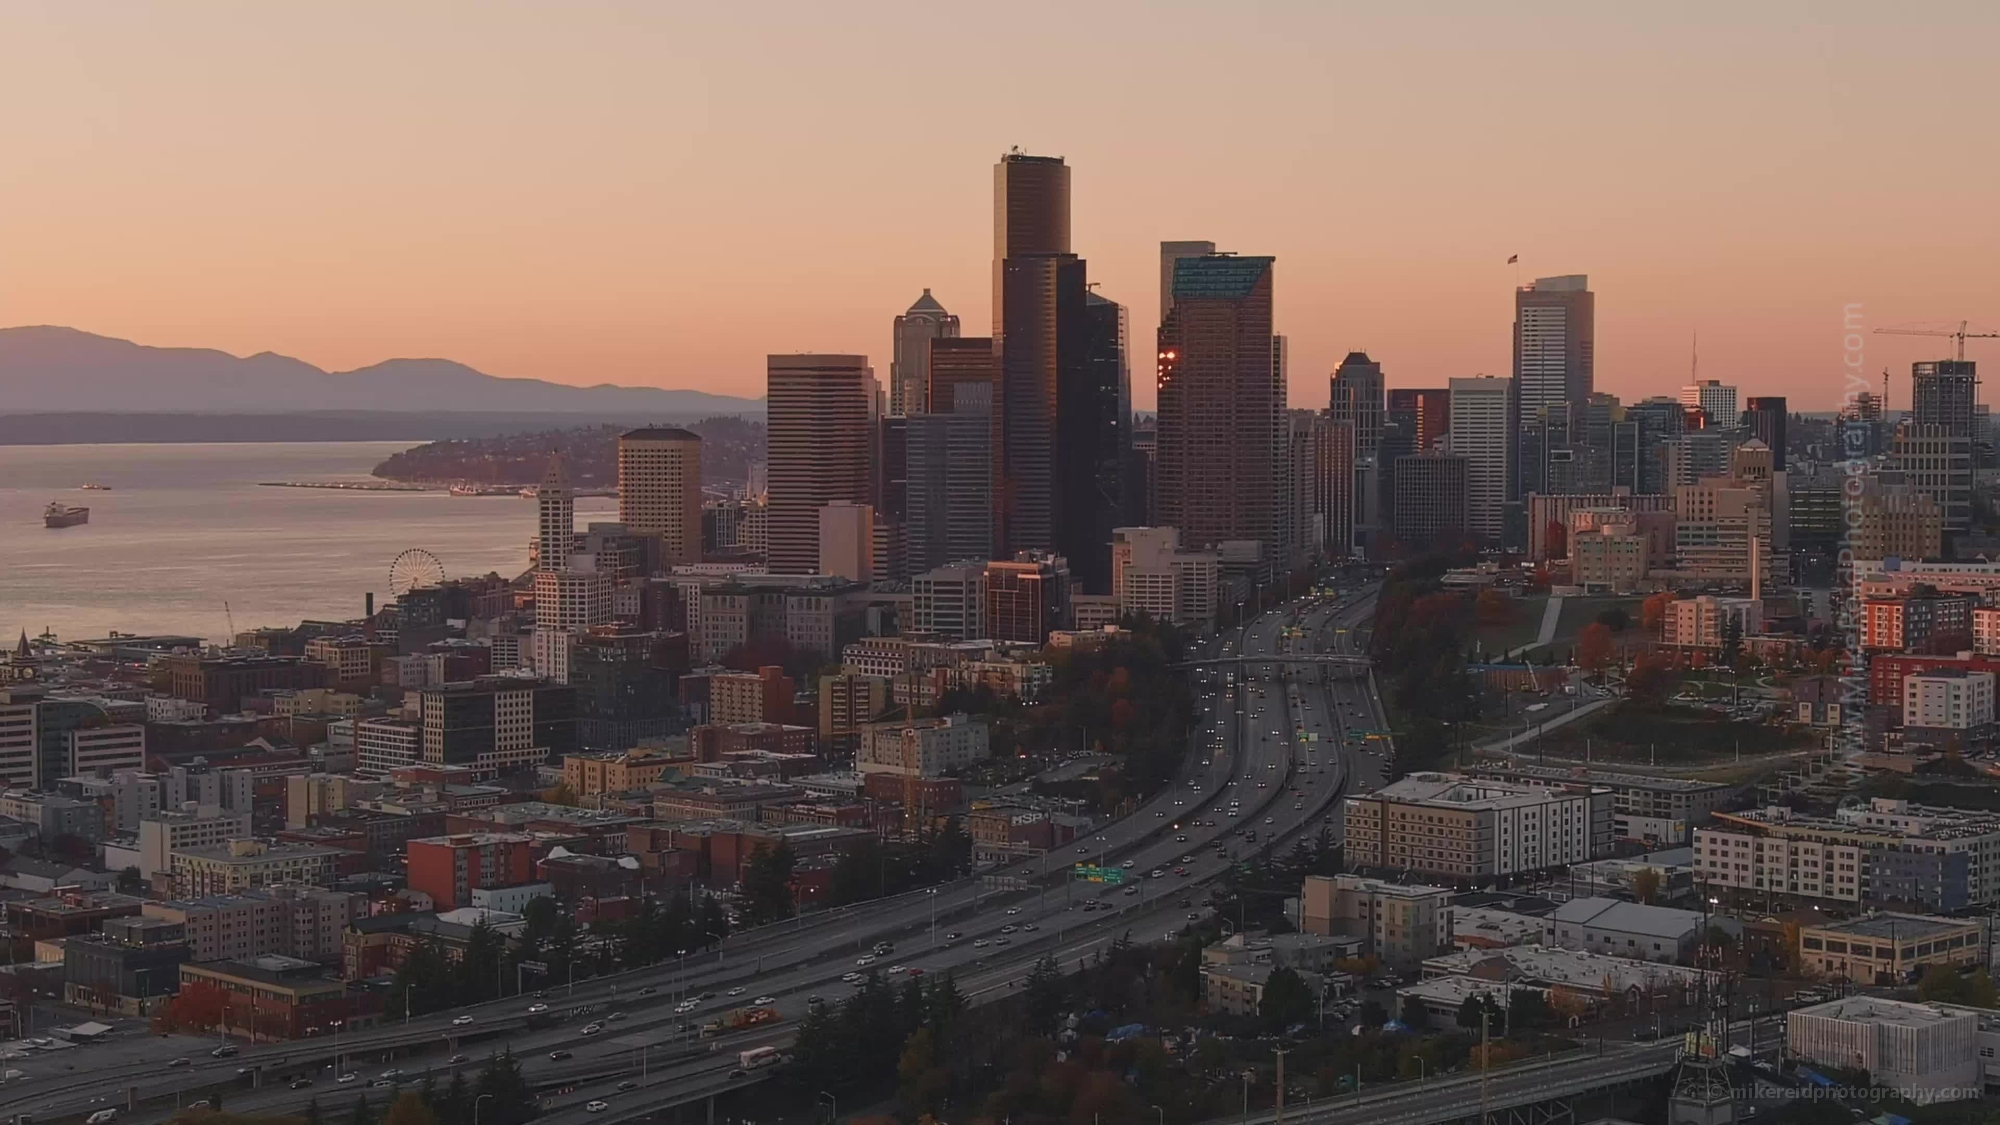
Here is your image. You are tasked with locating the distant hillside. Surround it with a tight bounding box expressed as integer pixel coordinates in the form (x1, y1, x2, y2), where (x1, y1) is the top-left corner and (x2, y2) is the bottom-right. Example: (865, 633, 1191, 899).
(0, 326, 763, 416)
(373, 418, 765, 489)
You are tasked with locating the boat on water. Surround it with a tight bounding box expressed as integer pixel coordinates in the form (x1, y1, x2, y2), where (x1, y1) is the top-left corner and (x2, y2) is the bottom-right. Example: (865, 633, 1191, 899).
(43, 502, 89, 528)
(78, 483, 112, 491)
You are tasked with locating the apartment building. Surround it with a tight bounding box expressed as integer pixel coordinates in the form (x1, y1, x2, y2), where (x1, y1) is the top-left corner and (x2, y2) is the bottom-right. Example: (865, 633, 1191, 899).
(169, 840, 345, 898)
(138, 807, 253, 880)
(1300, 873, 1453, 971)
(1662, 596, 1763, 651)
(1696, 799, 2000, 911)
(855, 715, 990, 779)
(1468, 763, 1731, 846)
(1342, 772, 1610, 881)
(143, 885, 362, 964)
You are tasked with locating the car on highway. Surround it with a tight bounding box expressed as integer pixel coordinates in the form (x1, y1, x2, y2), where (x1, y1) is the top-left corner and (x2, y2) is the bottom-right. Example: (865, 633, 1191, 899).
(973, 939, 989, 948)
(449, 1055, 469, 1065)
(452, 1015, 475, 1025)
(169, 1058, 191, 1068)
(728, 986, 746, 996)
(549, 1050, 573, 1061)
(889, 964, 909, 974)
(1120, 859, 1135, 868)
(212, 1045, 239, 1058)
(856, 955, 878, 966)
(372, 1080, 394, 1089)
(290, 1079, 314, 1090)
(994, 936, 1011, 946)
(1005, 907, 1022, 915)
(582, 1022, 603, 1035)
(1265, 816, 1275, 825)
(617, 1081, 639, 1092)
(945, 930, 962, 940)
(337, 1074, 358, 1084)
(586, 1101, 609, 1113)
(753, 995, 777, 1005)
(1000, 924, 1016, 934)
(639, 985, 657, 996)
(526, 1002, 550, 1014)
(381, 1069, 405, 1080)
(1174, 834, 1187, 842)
(1022, 923, 1038, 931)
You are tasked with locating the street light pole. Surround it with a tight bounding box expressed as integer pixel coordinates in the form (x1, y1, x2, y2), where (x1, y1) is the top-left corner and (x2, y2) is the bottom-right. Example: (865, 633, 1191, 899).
(474, 1093, 494, 1125)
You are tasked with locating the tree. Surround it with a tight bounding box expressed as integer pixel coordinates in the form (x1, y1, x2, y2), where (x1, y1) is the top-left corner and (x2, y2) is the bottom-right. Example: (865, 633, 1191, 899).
(1474, 589, 1515, 626)
(740, 839, 797, 925)
(1398, 994, 1430, 1030)
(115, 865, 144, 894)
(1258, 967, 1314, 1032)
(1023, 954, 1066, 1036)
(1577, 623, 1614, 672)
(541, 781, 579, 807)
(1544, 520, 1569, 559)
(472, 1051, 535, 1125)
(1508, 988, 1550, 1030)
(153, 979, 229, 1034)
(349, 1096, 374, 1125)
(1632, 866, 1662, 905)
(1356, 998, 1387, 1029)
(306, 1098, 324, 1125)
(896, 1027, 948, 1118)
(1626, 652, 1676, 705)
(1641, 592, 1674, 634)
(384, 1093, 439, 1125)
(1596, 607, 1631, 633)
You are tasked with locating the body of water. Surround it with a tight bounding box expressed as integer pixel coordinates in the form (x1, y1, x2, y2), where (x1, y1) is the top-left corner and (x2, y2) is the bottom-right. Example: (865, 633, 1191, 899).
(0, 442, 614, 645)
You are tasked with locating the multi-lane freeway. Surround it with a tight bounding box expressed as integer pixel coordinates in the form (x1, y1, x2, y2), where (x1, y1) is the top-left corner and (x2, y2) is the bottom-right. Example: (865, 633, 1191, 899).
(1, 585, 1384, 1125)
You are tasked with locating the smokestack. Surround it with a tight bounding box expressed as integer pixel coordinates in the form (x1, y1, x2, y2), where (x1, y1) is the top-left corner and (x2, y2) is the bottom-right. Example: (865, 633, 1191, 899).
(366, 592, 375, 617)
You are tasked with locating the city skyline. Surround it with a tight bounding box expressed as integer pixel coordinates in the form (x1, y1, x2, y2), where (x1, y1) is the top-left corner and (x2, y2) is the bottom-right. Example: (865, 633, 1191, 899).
(3, 3, 1996, 410)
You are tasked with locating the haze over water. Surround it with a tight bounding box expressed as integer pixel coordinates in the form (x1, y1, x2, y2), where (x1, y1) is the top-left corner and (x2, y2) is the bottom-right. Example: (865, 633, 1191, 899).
(0, 442, 613, 645)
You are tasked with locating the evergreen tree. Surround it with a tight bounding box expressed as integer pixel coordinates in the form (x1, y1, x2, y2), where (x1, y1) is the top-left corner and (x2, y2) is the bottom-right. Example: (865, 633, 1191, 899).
(306, 1097, 324, 1125)
(740, 839, 797, 924)
(437, 1070, 471, 1125)
(385, 1091, 440, 1125)
(455, 921, 504, 1004)
(897, 973, 926, 1038)
(695, 892, 729, 947)
(473, 1051, 535, 1125)
(1023, 954, 1066, 1037)
(349, 1095, 374, 1125)
(1257, 967, 1313, 1033)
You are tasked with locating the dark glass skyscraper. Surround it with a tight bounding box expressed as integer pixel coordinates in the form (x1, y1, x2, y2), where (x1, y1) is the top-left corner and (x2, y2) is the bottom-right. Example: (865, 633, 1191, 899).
(1743, 396, 1788, 471)
(993, 152, 1077, 558)
(1055, 290, 1129, 592)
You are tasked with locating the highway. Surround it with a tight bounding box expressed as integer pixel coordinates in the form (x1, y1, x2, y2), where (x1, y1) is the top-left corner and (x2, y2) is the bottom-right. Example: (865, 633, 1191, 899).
(1, 584, 1382, 1125)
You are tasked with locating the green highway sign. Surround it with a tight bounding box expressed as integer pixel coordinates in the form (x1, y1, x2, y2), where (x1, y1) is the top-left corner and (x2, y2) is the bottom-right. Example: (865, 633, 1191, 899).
(1072, 864, 1126, 885)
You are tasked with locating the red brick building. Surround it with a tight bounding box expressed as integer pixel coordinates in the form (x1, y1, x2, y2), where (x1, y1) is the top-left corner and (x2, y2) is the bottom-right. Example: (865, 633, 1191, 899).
(404, 833, 534, 910)
(1870, 652, 2000, 706)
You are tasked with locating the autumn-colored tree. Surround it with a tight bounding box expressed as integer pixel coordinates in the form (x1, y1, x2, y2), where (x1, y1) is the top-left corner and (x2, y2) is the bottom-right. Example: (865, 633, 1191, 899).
(153, 980, 230, 1034)
(1626, 653, 1676, 704)
(1474, 589, 1515, 626)
(1544, 520, 1569, 559)
(1641, 591, 1675, 634)
(1632, 866, 1662, 905)
(541, 781, 579, 807)
(382, 1093, 438, 1125)
(1577, 623, 1614, 672)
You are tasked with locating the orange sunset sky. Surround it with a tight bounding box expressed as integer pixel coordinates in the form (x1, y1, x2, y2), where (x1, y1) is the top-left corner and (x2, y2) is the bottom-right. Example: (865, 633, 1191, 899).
(3, 1, 1996, 412)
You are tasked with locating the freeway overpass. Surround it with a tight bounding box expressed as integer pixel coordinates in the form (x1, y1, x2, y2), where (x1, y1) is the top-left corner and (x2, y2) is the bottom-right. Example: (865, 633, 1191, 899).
(1236, 1043, 1683, 1125)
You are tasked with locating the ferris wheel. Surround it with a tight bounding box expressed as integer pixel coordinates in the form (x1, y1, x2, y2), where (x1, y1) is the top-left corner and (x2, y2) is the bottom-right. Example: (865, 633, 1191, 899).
(389, 548, 446, 596)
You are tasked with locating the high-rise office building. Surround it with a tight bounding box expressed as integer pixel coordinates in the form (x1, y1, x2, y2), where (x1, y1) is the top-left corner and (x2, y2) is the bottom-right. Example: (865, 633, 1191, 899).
(536, 454, 573, 571)
(908, 390, 995, 571)
(1155, 254, 1281, 564)
(1392, 453, 1469, 550)
(1158, 240, 1217, 322)
(1680, 379, 1738, 429)
(1512, 275, 1594, 500)
(1388, 388, 1450, 454)
(1057, 290, 1130, 593)
(1912, 360, 1977, 435)
(993, 152, 1082, 559)
(1310, 415, 1356, 559)
(766, 354, 877, 574)
(1329, 352, 1385, 456)
(616, 427, 702, 567)
(1513, 274, 1595, 418)
(890, 290, 959, 416)
(1448, 376, 1512, 543)
(1743, 397, 1788, 471)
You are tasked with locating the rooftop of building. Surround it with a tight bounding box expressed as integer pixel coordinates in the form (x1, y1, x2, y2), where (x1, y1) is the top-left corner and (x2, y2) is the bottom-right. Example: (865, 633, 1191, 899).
(1791, 995, 1976, 1028)
(1804, 912, 1975, 941)
(620, 427, 701, 442)
(1356, 772, 1603, 810)
(1424, 945, 1711, 992)
(1551, 897, 1703, 939)
(1315, 873, 1453, 900)
(1172, 254, 1275, 301)
(1453, 907, 1550, 945)
(1713, 799, 2000, 842)
(171, 840, 347, 864)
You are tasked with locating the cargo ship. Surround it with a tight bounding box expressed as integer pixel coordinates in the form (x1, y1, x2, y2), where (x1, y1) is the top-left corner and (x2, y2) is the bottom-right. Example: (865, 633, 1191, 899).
(43, 502, 89, 528)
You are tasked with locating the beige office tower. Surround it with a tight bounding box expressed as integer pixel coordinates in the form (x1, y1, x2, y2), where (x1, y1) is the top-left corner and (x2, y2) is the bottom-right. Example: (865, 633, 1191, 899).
(617, 427, 703, 566)
(766, 354, 878, 574)
(1158, 240, 1217, 321)
(890, 290, 959, 416)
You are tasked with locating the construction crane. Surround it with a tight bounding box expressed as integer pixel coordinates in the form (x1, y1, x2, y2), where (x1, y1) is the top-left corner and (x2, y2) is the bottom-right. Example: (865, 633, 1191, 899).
(223, 601, 236, 642)
(1874, 320, 2000, 362)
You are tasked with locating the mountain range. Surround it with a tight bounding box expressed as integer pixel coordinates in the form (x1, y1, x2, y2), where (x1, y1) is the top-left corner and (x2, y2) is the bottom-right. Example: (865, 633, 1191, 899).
(0, 326, 763, 416)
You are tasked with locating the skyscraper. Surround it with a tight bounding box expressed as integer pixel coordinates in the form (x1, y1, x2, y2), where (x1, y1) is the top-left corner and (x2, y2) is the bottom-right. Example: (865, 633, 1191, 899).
(1329, 352, 1385, 456)
(1448, 377, 1511, 544)
(907, 380, 995, 571)
(1742, 396, 1787, 471)
(1392, 453, 1469, 550)
(536, 453, 573, 571)
(1155, 254, 1281, 563)
(1158, 240, 1217, 321)
(1680, 379, 1738, 428)
(992, 151, 1081, 558)
(1057, 290, 1129, 592)
(617, 427, 703, 567)
(890, 290, 959, 416)
(1513, 274, 1595, 418)
(1387, 388, 1450, 454)
(1912, 360, 1978, 435)
(766, 354, 877, 574)
(1512, 275, 1594, 501)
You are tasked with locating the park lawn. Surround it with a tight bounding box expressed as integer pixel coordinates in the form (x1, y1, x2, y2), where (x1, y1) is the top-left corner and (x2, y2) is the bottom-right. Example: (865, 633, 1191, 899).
(1532, 701, 1815, 766)
(1472, 593, 1550, 659)
(1554, 595, 1647, 646)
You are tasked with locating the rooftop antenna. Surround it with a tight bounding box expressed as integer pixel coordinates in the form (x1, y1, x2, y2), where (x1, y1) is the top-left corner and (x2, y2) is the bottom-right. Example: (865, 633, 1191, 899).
(1691, 331, 1698, 384)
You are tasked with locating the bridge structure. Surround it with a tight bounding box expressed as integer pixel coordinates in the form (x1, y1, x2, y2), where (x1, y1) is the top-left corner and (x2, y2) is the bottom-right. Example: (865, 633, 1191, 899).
(1173, 654, 1372, 669)
(1225, 1043, 1683, 1125)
